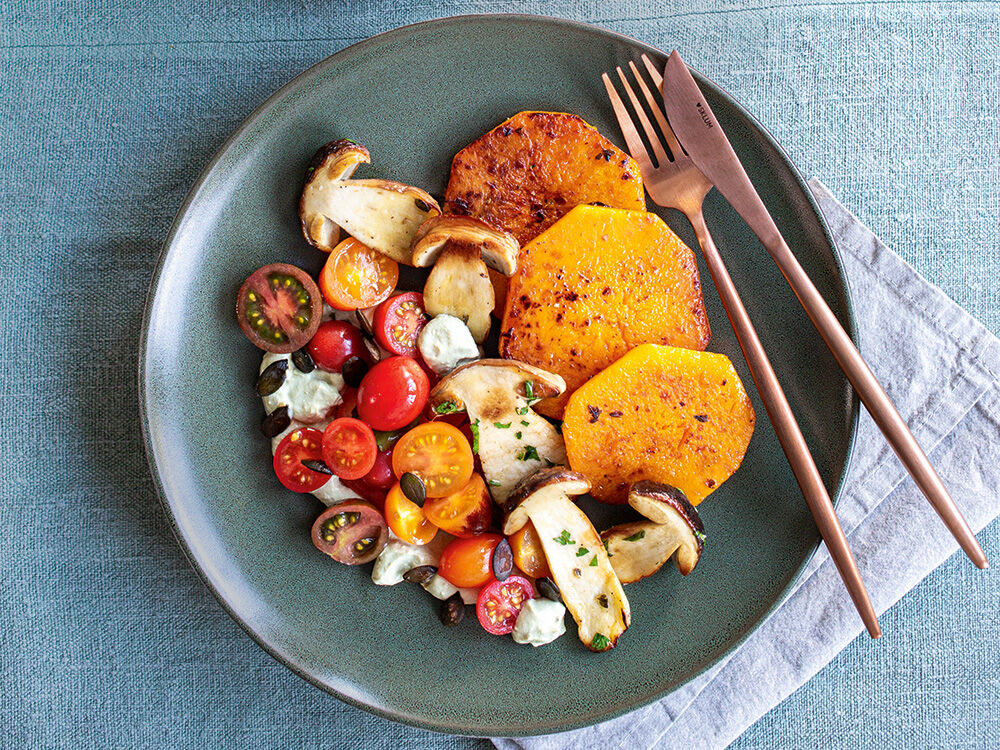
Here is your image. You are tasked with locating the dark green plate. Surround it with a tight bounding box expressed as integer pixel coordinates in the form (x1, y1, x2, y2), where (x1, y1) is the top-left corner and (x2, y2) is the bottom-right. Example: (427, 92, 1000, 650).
(140, 14, 858, 737)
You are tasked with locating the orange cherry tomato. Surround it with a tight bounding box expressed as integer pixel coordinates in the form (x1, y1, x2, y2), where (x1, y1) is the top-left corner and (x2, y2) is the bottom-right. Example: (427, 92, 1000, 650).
(319, 237, 398, 311)
(508, 522, 551, 578)
(424, 474, 492, 538)
(392, 423, 474, 498)
(383, 481, 437, 545)
(438, 533, 504, 588)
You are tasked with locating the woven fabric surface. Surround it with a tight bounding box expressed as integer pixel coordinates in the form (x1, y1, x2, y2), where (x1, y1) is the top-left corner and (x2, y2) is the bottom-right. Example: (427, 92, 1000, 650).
(1, 2, 997, 748)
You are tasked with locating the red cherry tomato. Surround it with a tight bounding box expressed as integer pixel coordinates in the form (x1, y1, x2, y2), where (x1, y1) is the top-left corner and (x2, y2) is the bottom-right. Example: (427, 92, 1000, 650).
(321, 418, 377, 480)
(341, 447, 394, 509)
(273, 428, 330, 493)
(373, 292, 429, 357)
(334, 387, 359, 419)
(438, 533, 504, 588)
(476, 576, 534, 635)
(307, 320, 367, 373)
(356, 356, 429, 431)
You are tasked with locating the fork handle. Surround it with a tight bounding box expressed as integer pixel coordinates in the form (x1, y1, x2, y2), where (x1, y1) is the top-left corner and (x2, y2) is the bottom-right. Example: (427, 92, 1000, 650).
(688, 209, 882, 637)
(755, 226, 988, 570)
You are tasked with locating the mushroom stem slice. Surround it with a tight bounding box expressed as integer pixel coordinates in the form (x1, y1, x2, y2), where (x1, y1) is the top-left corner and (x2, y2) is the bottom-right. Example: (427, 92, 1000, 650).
(503, 468, 629, 651)
(423, 246, 494, 343)
(627, 481, 705, 575)
(601, 520, 693, 583)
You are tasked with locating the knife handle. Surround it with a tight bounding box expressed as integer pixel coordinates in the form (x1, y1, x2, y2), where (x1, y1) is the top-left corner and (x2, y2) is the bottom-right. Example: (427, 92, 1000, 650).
(762, 229, 988, 569)
(689, 210, 882, 637)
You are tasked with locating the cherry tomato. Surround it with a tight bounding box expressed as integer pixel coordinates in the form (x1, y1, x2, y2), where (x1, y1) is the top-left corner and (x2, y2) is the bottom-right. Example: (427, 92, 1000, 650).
(312, 501, 388, 565)
(384, 481, 437, 545)
(321, 418, 377, 480)
(424, 474, 492, 538)
(334, 387, 359, 419)
(319, 237, 398, 311)
(373, 292, 429, 357)
(341, 447, 395, 509)
(237, 263, 322, 353)
(273, 428, 329, 493)
(357, 356, 429, 431)
(508, 521, 551, 578)
(438, 533, 503, 588)
(307, 320, 367, 373)
(392, 422, 474, 498)
(476, 576, 534, 635)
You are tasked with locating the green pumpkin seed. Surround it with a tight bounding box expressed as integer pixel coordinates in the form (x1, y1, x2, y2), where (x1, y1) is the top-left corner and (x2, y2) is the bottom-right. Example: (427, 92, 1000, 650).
(403, 565, 437, 584)
(256, 359, 288, 396)
(399, 472, 426, 507)
(440, 593, 465, 626)
(291, 348, 315, 373)
(260, 406, 290, 437)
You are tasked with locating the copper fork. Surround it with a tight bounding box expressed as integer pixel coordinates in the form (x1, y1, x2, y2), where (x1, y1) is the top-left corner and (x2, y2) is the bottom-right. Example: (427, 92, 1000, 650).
(603, 57, 882, 638)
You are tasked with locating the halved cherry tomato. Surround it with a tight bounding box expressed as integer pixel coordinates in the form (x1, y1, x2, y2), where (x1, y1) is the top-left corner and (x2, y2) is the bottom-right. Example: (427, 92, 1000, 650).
(424, 474, 492, 538)
(321, 418, 376, 480)
(319, 237, 398, 311)
(384, 481, 437, 545)
(438, 533, 503, 588)
(312, 501, 388, 565)
(334, 387, 359, 419)
(508, 521, 551, 578)
(237, 263, 322, 353)
(357, 356, 429, 431)
(273, 428, 329, 493)
(392, 422, 474, 498)
(307, 320, 367, 373)
(476, 576, 534, 635)
(373, 292, 429, 357)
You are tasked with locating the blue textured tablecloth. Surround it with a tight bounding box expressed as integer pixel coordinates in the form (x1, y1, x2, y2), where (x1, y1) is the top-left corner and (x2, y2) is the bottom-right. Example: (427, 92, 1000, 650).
(2, 3, 997, 748)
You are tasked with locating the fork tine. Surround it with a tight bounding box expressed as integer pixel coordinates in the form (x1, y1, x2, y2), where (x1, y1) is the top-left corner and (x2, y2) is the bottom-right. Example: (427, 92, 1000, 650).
(641, 53, 663, 89)
(601, 72, 654, 173)
(632, 59, 682, 156)
(615, 66, 670, 168)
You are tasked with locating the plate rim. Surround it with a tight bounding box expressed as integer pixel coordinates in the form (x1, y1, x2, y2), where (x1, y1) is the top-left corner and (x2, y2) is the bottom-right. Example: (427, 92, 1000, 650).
(139, 13, 861, 737)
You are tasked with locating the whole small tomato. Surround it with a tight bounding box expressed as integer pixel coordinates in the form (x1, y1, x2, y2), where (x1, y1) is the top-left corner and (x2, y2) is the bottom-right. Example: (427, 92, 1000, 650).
(356, 356, 429, 431)
(307, 320, 367, 373)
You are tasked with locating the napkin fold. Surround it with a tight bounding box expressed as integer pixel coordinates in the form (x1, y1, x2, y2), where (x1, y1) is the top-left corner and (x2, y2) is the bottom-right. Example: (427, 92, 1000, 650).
(494, 179, 1000, 750)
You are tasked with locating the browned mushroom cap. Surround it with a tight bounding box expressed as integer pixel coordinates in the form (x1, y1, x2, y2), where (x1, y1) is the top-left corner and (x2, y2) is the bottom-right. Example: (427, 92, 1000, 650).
(411, 215, 520, 275)
(627, 481, 704, 575)
(428, 358, 565, 413)
(304, 139, 371, 184)
(504, 466, 591, 524)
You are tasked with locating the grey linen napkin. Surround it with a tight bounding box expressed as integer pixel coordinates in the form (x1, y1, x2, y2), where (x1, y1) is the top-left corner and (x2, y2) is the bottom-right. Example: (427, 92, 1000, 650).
(493, 179, 1000, 750)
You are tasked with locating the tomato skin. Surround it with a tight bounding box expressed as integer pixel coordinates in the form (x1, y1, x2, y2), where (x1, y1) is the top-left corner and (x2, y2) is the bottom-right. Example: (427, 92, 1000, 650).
(392, 422, 475, 498)
(424, 474, 492, 538)
(508, 522, 551, 579)
(438, 533, 504, 588)
(384, 482, 438, 545)
(373, 292, 429, 357)
(320, 237, 399, 311)
(357, 356, 429, 431)
(307, 320, 367, 373)
(237, 263, 323, 353)
(273, 428, 330, 493)
(321, 418, 377, 480)
(334, 387, 359, 419)
(476, 576, 534, 635)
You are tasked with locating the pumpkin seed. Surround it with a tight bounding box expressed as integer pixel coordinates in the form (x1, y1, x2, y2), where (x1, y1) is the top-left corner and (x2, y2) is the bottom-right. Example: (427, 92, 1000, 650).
(440, 593, 464, 626)
(256, 359, 288, 396)
(537, 578, 561, 602)
(399, 472, 426, 507)
(291, 347, 315, 373)
(403, 565, 437, 584)
(491, 538, 513, 581)
(302, 459, 333, 475)
(341, 356, 369, 388)
(260, 406, 290, 437)
(362, 336, 381, 363)
(354, 310, 375, 338)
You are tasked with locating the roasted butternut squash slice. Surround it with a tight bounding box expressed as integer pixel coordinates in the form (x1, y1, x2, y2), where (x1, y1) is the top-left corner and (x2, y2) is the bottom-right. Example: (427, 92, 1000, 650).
(563, 344, 755, 505)
(444, 111, 645, 248)
(499, 205, 711, 418)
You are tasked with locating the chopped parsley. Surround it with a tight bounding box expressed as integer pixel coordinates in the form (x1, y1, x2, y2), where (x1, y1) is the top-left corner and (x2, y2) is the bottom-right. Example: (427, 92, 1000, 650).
(597, 594, 609, 609)
(694, 529, 707, 542)
(515, 405, 530, 416)
(589, 556, 598, 566)
(487, 479, 501, 487)
(470, 419, 480, 452)
(494, 421, 511, 429)
(515, 431, 522, 439)
(624, 530, 646, 542)
(591, 633, 611, 651)
(603, 539, 611, 555)
(517, 445, 540, 462)
(524, 380, 535, 400)
(520, 420, 530, 427)
(434, 401, 459, 414)
(576, 547, 589, 557)
(554, 530, 574, 546)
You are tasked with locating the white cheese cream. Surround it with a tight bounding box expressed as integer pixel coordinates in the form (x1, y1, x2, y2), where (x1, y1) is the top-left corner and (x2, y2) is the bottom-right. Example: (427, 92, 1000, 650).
(260, 351, 344, 423)
(417, 314, 480, 375)
(512, 598, 567, 647)
(372, 534, 477, 603)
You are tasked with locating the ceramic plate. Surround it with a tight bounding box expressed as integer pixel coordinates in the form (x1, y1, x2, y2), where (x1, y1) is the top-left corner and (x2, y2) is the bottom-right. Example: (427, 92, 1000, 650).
(140, 15, 858, 736)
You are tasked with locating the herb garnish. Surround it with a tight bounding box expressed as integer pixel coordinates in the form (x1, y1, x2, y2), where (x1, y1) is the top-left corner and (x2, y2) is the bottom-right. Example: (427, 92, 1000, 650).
(434, 401, 459, 414)
(694, 529, 707, 542)
(515, 431, 522, 439)
(517, 445, 540, 462)
(589, 556, 598, 567)
(470, 419, 480, 452)
(494, 422, 511, 429)
(554, 530, 574, 546)
(576, 547, 589, 557)
(524, 380, 535, 400)
(520, 420, 530, 427)
(488, 479, 501, 487)
(591, 633, 611, 651)
(624, 530, 646, 542)
(515, 405, 530, 416)
(603, 539, 611, 555)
